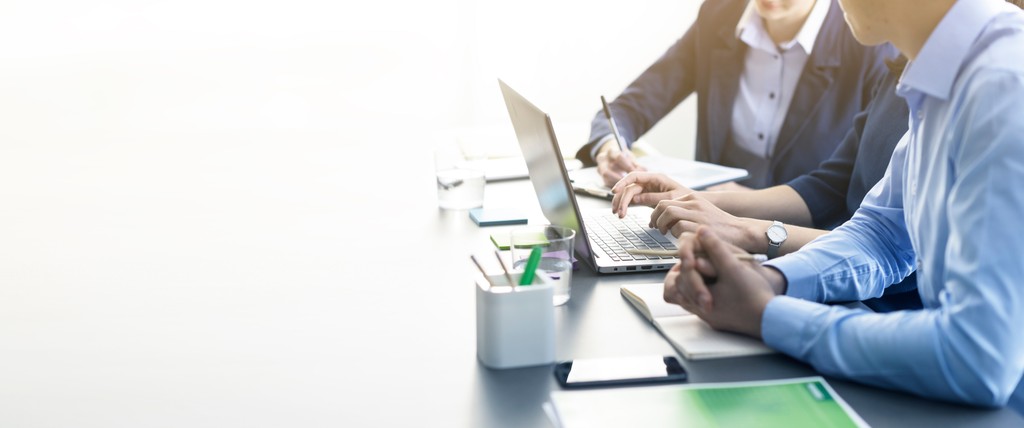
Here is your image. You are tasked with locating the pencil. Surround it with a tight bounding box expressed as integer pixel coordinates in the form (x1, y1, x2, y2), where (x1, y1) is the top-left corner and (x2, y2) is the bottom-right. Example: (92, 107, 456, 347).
(494, 250, 516, 289)
(470, 255, 495, 289)
(625, 248, 767, 263)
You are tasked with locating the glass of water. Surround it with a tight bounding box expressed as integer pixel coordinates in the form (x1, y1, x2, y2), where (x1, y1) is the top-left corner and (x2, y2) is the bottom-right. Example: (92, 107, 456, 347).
(434, 147, 485, 210)
(510, 225, 575, 306)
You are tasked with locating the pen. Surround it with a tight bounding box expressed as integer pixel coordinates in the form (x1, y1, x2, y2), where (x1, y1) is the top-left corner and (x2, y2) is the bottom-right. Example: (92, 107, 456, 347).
(625, 248, 768, 263)
(519, 246, 543, 285)
(494, 250, 516, 289)
(601, 95, 629, 154)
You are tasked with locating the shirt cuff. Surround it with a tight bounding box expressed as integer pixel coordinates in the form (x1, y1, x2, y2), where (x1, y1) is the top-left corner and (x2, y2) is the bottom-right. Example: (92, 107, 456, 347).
(764, 255, 821, 301)
(761, 296, 829, 358)
(589, 134, 618, 161)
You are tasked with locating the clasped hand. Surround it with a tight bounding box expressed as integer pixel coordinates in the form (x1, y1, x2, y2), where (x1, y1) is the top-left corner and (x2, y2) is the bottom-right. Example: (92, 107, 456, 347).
(663, 227, 783, 339)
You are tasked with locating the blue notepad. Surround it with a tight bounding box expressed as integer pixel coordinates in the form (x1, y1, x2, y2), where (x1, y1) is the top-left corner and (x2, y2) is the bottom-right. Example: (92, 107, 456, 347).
(470, 207, 529, 227)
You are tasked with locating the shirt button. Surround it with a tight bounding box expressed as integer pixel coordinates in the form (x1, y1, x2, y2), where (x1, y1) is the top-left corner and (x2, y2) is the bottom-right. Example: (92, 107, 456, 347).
(769, 92, 776, 100)
(758, 133, 764, 140)
(774, 54, 780, 60)
(917, 111, 924, 120)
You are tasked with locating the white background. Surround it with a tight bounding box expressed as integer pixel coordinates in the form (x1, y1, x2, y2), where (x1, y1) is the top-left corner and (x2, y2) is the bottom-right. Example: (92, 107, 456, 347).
(0, 0, 700, 161)
(0, 1, 700, 426)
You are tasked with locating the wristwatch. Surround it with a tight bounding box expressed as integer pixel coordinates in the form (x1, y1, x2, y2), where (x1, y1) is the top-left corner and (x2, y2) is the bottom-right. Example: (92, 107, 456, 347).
(765, 221, 788, 259)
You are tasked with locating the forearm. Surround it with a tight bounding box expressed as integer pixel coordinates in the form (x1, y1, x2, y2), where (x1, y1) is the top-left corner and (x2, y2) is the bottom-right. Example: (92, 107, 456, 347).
(702, 185, 814, 227)
(733, 218, 827, 256)
(762, 297, 1024, 407)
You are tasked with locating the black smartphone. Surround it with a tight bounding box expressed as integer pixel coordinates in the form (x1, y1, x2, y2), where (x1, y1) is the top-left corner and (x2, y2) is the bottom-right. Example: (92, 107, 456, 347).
(553, 355, 687, 388)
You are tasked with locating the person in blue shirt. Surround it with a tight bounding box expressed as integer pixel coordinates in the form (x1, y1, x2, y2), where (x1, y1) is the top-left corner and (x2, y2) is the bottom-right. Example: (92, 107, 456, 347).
(664, 0, 1024, 410)
(608, 55, 920, 312)
(575, 0, 893, 190)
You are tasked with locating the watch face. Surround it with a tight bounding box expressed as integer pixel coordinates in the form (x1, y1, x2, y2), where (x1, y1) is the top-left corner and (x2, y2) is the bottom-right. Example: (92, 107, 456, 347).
(767, 225, 787, 242)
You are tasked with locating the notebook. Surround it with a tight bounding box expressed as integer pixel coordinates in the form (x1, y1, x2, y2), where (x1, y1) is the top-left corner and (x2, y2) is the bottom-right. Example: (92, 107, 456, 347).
(548, 376, 868, 428)
(499, 79, 679, 273)
(620, 282, 774, 360)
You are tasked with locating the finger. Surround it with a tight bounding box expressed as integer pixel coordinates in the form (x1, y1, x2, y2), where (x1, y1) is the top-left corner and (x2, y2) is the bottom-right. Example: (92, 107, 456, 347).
(696, 227, 743, 276)
(610, 184, 628, 215)
(674, 231, 702, 274)
(663, 264, 684, 305)
(606, 150, 630, 172)
(678, 253, 713, 313)
(615, 184, 645, 218)
(665, 261, 700, 312)
(655, 206, 700, 235)
(632, 191, 675, 208)
(669, 219, 700, 238)
(694, 256, 719, 279)
(650, 200, 680, 228)
(614, 150, 640, 171)
(610, 171, 643, 194)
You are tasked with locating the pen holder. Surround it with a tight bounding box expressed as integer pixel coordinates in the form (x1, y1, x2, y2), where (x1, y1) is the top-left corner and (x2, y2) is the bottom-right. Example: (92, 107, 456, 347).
(476, 273, 555, 369)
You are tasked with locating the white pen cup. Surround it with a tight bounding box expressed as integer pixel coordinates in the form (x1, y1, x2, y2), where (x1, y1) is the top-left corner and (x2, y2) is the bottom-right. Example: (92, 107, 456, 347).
(510, 225, 575, 306)
(475, 272, 555, 369)
(434, 147, 484, 210)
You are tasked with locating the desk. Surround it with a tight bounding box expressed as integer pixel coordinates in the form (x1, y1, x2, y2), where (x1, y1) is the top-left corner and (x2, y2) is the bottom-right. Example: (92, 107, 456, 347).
(465, 181, 1024, 427)
(0, 142, 1021, 427)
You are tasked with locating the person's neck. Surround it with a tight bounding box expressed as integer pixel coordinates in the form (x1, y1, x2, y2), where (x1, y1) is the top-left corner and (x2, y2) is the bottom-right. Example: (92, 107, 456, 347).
(890, 0, 958, 61)
(763, 1, 817, 45)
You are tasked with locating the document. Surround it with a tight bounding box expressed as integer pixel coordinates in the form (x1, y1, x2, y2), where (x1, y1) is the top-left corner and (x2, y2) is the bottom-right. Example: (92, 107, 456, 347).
(621, 283, 774, 360)
(569, 155, 748, 191)
(549, 376, 868, 428)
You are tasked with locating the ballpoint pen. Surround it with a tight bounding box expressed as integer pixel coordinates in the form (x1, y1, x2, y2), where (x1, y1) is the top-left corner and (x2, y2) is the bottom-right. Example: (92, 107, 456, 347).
(625, 248, 768, 263)
(601, 95, 630, 154)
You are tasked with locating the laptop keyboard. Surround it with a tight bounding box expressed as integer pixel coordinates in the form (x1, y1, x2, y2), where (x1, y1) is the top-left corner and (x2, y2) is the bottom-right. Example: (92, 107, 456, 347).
(584, 212, 678, 262)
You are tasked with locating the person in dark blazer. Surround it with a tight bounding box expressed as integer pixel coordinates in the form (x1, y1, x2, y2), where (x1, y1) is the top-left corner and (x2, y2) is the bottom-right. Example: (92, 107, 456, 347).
(608, 56, 920, 312)
(578, 0, 895, 189)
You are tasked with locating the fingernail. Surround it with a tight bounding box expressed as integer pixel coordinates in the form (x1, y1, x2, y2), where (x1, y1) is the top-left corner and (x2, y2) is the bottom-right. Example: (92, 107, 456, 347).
(699, 295, 710, 311)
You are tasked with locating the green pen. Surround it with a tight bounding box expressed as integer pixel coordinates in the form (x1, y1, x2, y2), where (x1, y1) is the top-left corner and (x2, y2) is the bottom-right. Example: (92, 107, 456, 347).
(519, 246, 543, 286)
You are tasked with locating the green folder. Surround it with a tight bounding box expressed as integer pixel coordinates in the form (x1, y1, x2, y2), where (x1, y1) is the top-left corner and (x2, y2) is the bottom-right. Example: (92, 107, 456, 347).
(549, 377, 866, 428)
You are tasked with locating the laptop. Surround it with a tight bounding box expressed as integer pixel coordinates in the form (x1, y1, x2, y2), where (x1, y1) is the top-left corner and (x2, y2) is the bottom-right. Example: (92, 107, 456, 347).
(498, 79, 679, 273)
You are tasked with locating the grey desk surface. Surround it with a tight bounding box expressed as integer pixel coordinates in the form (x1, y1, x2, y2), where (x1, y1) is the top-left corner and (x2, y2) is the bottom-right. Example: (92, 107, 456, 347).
(1, 146, 1020, 427)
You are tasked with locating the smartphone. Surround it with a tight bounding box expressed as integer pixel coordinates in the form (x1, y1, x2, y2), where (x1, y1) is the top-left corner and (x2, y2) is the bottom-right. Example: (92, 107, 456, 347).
(553, 355, 687, 388)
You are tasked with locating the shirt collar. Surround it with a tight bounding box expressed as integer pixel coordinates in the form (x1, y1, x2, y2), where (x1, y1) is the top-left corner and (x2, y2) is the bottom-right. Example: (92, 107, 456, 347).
(900, 0, 1008, 100)
(735, 0, 831, 54)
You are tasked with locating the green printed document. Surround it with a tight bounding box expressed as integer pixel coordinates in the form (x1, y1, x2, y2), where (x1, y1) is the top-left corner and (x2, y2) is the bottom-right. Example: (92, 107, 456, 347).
(549, 377, 867, 428)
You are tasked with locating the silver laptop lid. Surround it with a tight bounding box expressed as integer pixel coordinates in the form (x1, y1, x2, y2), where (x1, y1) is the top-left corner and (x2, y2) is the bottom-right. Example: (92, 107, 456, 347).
(498, 79, 595, 266)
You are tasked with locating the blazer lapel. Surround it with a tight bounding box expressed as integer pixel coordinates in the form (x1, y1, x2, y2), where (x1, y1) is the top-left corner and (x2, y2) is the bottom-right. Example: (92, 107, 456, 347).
(706, 25, 745, 164)
(772, 53, 837, 161)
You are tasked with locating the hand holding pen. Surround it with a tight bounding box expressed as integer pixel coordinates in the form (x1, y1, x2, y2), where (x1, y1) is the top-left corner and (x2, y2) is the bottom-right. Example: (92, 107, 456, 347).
(594, 96, 646, 187)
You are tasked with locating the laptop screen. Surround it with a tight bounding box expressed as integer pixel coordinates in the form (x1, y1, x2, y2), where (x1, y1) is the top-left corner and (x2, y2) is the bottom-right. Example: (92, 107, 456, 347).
(498, 79, 593, 264)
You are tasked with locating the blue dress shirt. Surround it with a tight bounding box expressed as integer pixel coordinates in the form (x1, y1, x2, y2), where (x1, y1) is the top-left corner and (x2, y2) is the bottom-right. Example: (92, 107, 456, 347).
(762, 0, 1024, 409)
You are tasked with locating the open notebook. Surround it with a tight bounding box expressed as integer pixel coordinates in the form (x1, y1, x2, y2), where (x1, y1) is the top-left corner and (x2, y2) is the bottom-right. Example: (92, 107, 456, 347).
(620, 283, 774, 360)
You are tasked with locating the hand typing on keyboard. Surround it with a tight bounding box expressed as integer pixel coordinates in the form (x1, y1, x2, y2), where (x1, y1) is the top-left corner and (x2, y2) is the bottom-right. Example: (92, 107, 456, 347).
(610, 172, 693, 218)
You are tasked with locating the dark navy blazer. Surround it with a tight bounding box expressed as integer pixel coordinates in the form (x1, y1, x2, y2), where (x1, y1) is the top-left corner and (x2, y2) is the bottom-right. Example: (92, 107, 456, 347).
(577, 0, 896, 189)
(789, 56, 921, 312)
